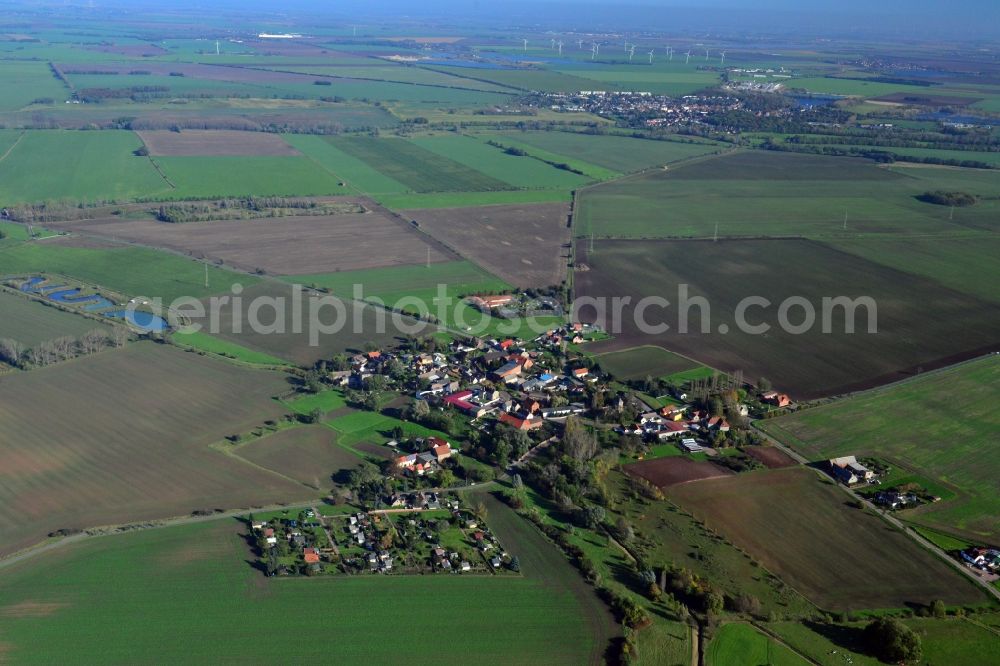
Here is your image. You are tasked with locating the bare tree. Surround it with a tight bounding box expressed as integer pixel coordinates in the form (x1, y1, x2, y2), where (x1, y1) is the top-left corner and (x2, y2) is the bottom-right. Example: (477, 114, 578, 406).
(0, 338, 25, 366)
(111, 327, 130, 348)
(81, 329, 110, 354)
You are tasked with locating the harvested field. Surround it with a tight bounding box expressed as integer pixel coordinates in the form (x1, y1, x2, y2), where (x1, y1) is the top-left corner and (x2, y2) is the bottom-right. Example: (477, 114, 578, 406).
(575, 238, 1000, 399)
(401, 203, 570, 287)
(234, 426, 361, 489)
(50, 206, 454, 276)
(195, 281, 427, 366)
(0, 343, 310, 558)
(136, 130, 301, 156)
(667, 468, 986, 610)
(743, 446, 797, 469)
(623, 457, 732, 488)
(0, 290, 114, 347)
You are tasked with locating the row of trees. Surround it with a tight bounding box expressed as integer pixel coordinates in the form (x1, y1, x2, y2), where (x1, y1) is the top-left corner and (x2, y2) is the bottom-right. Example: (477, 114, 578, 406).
(0, 328, 127, 369)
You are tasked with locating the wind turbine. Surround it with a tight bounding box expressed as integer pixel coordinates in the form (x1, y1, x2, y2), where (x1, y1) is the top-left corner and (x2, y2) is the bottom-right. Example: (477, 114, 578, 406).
(523, 38, 528, 51)
(685, 50, 691, 64)
(557, 40, 564, 56)
(705, 47, 710, 60)
(215, 40, 220, 55)
(628, 45, 636, 62)
(668, 47, 674, 61)
(577, 39, 584, 49)
(648, 49, 654, 64)
(720, 51, 726, 66)
(592, 42, 600, 59)
(550, 38, 556, 49)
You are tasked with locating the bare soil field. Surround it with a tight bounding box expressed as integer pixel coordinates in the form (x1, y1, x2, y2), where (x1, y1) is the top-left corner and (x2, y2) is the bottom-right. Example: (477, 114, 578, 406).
(575, 239, 1000, 399)
(49, 206, 454, 276)
(234, 426, 361, 489)
(667, 468, 986, 610)
(195, 281, 426, 366)
(401, 203, 570, 287)
(0, 343, 311, 558)
(623, 457, 732, 488)
(744, 446, 797, 469)
(136, 130, 301, 156)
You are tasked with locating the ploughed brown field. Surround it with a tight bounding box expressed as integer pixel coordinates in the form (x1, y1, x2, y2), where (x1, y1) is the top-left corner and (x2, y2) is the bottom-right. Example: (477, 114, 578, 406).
(234, 425, 361, 489)
(744, 445, 797, 469)
(136, 129, 302, 156)
(623, 456, 732, 488)
(194, 281, 426, 366)
(0, 343, 312, 558)
(48, 205, 454, 276)
(667, 468, 987, 610)
(401, 203, 570, 288)
(575, 238, 1000, 399)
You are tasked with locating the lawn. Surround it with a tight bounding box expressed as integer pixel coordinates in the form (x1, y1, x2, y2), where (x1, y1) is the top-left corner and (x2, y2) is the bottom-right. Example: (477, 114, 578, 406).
(706, 623, 808, 666)
(759, 355, 1000, 542)
(590, 345, 703, 382)
(574, 150, 998, 239)
(0, 242, 257, 302)
(0, 342, 310, 558)
(332, 136, 514, 193)
(498, 131, 727, 174)
(574, 238, 1000, 399)
(0, 290, 114, 346)
(281, 389, 348, 417)
(0, 514, 610, 664)
(0, 130, 170, 204)
(667, 468, 987, 611)
(407, 134, 592, 189)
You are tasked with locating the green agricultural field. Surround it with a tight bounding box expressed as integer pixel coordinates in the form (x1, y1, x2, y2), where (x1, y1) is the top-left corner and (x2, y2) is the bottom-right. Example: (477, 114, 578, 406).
(377, 188, 573, 209)
(760, 356, 1000, 542)
(0, 242, 257, 302)
(407, 134, 592, 189)
(668, 468, 987, 611)
(555, 65, 721, 96)
(490, 131, 726, 175)
(574, 151, 1000, 239)
(283, 133, 408, 195)
(0, 61, 69, 110)
(0, 342, 308, 558)
(172, 330, 291, 366)
(591, 345, 703, 381)
(706, 623, 808, 666)
(574, 238, 1000, 399)
(258, 64, 513, 92)
(154, 155, 344, 198)
(0, 130, 170, 204)
(332, 136, 514, 193)
(427, 67, 610, 93)
(322, 408, 452, 457)
(0, 290, 114, 346)
(830, 236, 1000, 305)
(0, 514, 611, 664)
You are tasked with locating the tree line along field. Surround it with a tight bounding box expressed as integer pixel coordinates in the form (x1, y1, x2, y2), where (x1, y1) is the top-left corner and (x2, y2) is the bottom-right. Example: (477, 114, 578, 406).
(0, 343, 312, 559)
(0, 290, 114, 347)
(574, 150, 1000, 240)
(574, 238, 1000, 399)
(0, 502, 613, 664)
(760, 355, 1000, 543)
(666, 468, 987, 611)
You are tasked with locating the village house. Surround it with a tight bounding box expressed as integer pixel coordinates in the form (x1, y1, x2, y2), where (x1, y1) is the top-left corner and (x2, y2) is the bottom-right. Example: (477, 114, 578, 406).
(762, 391, 791, 407)
(828, 455, 874, 485)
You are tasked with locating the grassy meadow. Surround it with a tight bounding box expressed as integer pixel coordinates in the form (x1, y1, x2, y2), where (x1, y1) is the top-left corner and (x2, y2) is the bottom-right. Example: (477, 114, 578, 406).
(591, 345, 703, 381)
(0, 290, 114, 346)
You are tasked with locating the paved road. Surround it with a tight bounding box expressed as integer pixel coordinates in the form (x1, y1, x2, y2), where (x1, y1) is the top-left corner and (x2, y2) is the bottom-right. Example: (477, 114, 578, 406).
(752, 424, 1000, 604)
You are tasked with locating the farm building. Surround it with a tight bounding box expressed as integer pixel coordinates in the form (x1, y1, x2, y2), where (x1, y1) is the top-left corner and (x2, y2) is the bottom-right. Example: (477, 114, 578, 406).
(828, 455, 874, 485)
